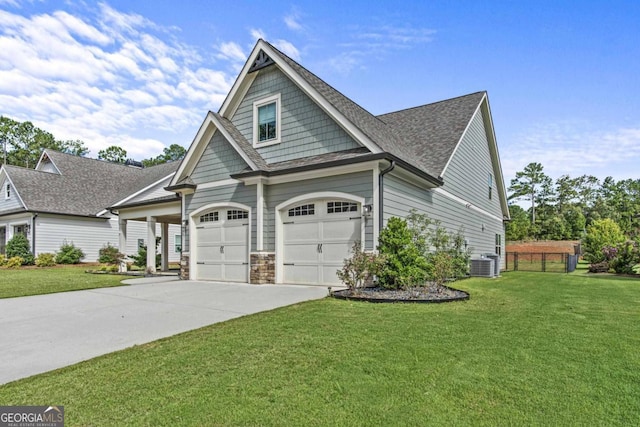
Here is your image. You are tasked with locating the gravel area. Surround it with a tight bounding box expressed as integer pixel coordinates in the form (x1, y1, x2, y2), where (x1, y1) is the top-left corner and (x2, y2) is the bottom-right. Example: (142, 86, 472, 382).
(331, 283, 469, 303)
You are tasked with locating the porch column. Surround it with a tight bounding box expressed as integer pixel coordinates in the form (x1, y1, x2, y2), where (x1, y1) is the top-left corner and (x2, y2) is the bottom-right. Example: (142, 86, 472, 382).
(118, 218, 127, 273)
(146, 216, 157, 274)
(161, 222, 169, 271)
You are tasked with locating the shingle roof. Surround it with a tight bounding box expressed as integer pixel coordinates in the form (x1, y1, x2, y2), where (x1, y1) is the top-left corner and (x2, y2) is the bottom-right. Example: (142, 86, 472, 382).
(6, 150, 179, 217)
(259, 41, 485, 180)
(377, 92, 486, 178)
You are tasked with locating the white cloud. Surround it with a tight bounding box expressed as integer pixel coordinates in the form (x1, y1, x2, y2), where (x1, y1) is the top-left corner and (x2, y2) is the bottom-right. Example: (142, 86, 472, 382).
(0, 3, 238, 160)
(250, 28, 266, 41)
(284, 12, 303, 31)
(502, 121, 640, 183)
(273, 39, 300, 61)
(216, 41, 246, 62)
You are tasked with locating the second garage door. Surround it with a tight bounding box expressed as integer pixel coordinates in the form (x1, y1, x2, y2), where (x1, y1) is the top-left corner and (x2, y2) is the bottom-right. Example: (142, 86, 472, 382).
(195, 208, 249, 282)
(283, 200, 362, 285)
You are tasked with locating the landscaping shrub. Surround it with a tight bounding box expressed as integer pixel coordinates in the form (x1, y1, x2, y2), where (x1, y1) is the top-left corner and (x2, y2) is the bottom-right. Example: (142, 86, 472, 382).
(98, 243, 124, 265)
(406, 210, 471, 280)
(0, 254, 6, 267)
(584, 219, 625, 263)
(6, 233, 34, 265)
(5, 256, 24, 269)
(337, 241, 385, 290)
(35, 252, 56, 267)
(129, 243, 160, 268)
(609, 240, 640, 275)
(55, 241, 85, 264)
(377, 217, 428, 289)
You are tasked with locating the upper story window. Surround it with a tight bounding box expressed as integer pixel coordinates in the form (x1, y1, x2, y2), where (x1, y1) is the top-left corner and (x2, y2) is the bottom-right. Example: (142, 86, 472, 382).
(253, 94, 281, 147)
(5, 183, 10, 199)
(488, 173, 493, 200)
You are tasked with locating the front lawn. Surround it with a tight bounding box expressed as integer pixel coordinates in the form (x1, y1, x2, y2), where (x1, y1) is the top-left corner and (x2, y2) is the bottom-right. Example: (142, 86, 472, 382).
(1, 272, 639, 425)
(0, 265, 126, 298)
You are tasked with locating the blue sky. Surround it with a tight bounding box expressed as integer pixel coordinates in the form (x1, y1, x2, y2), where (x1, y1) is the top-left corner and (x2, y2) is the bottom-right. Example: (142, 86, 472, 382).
(0, 0, 638, 188)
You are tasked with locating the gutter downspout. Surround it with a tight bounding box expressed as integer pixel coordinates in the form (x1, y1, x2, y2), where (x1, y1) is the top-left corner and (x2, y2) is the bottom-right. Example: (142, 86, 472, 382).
(32, 213, 37, 257)
(378, 160, 395, 233)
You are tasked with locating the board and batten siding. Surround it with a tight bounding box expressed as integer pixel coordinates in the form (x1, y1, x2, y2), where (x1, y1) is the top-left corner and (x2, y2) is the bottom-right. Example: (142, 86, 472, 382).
(0, 179, 24, 212)
(264, 171, 374, 251)
(230, 66, 361, 163)
(190, 131, 249, 185)
(185, 184, 256, 252)
(34, 215, 181, 262)
(440, 108, 504, 219)
(383, 174, 505, 269)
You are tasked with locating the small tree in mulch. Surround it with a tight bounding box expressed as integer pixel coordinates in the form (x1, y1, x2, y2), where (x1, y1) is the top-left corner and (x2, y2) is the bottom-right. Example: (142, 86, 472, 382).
(336, 241, 385, 291)
(377, 217, 429, 289)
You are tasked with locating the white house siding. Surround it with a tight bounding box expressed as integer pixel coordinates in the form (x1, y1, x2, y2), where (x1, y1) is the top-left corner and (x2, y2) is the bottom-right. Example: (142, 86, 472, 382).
(35, 214, 181, 263)
(265, 171, 374, 251)
(0, 178, 24, 212)
(230, 66, 361, 163)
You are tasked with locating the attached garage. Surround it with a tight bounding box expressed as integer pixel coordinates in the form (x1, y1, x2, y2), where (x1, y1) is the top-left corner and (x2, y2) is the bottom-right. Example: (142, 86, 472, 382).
(194, 207, 249, 282)
(280, 198, 363, 285)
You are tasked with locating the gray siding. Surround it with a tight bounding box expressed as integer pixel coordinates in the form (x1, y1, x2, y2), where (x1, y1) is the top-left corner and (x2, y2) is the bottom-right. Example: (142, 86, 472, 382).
(383, 174, 505, 269)
(191, 131, 249, 184)
(0, 179, 24, 213)
(231, 66, 361, 163)
(441, 108, 504, 218)
(265, 171, 374, 251)
(185, 183, 256, 251)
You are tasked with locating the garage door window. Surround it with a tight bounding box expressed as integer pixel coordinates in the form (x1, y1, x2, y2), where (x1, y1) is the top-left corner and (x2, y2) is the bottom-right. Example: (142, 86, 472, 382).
(227, 210, 248, 220)
(200, 212, 219, 223)
(327, 201, 358, 214)
(288, 204, 315, 217)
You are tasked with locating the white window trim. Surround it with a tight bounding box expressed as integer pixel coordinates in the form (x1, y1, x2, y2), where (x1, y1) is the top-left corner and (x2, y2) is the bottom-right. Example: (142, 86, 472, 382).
(5, 183, 10, 200)
(253, 93, 281, 147)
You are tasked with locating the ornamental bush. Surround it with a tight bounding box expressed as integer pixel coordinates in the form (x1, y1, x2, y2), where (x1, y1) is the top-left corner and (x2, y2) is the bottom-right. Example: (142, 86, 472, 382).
(609, 240, 640, 275)
(6, 233, 34, 265)
(584, 219, 625, 264)
(98, 243, 124, 265)
(377, 217, 429, 289)
(35, 252, 56, 267)
(5, 256, 24, 269)
(55, 241, 85, 264)
(337, 241, 386, 291)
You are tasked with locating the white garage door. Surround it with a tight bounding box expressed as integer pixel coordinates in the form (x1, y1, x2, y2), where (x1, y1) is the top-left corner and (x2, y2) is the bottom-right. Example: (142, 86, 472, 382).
(283, 200, 361, 285)
(195, 208, 249, 282)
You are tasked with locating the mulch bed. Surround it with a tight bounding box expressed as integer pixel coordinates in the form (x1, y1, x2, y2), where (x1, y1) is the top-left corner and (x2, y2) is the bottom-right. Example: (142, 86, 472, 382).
(331, 283, 469, 304)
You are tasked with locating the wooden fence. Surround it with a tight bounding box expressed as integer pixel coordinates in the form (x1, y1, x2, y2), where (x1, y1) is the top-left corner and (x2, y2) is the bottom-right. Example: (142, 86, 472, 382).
(505, 252, 578, 273)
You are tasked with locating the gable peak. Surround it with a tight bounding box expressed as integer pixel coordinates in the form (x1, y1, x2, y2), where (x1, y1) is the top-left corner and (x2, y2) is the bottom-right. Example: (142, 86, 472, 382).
(248, 49, 275, 73)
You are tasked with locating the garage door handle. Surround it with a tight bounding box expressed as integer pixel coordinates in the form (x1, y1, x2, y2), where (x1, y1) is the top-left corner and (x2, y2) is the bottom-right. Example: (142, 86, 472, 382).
(220, 246, 224, 254)
(197, 262, 205, 265)
(349, 216, 360, 220)
(317, 243, 323, 253)
(283, 263, 294, 266)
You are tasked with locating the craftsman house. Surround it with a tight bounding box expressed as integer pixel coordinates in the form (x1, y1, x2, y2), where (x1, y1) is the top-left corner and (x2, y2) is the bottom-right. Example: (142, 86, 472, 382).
(160, 39, 509, 285)
(0, 150, 181, 267)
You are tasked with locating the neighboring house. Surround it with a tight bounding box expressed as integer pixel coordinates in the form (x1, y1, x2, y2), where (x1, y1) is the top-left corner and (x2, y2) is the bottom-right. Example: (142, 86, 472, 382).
(159, 39, 510, 285)
(0, 150, 181, 265)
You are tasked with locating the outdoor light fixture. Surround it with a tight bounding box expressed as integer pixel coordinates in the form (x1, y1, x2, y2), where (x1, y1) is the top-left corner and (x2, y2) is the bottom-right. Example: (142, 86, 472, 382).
(362, 204, 373, 218)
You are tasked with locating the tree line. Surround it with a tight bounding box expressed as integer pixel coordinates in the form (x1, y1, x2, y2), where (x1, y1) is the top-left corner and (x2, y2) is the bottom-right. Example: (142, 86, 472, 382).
(1, 116, 185, 169)
(507, 162, 640, 241)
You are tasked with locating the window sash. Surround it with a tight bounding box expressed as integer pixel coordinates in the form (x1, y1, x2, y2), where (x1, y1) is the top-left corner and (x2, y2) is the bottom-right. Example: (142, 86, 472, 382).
(258, 102, 276, 142)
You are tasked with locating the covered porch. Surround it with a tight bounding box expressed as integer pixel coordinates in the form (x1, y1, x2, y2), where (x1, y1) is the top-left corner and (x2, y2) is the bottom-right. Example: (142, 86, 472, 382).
(114, 197, 182, 275)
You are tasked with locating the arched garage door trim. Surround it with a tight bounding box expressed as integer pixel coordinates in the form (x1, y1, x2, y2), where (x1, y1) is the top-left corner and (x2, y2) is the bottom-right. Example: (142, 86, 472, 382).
(275, 192, 365, 284)
(190, 202, 252, 282)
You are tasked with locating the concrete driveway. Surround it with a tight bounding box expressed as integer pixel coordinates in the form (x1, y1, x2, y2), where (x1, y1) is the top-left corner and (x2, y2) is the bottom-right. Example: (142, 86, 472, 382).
(0, 278, 329, 385)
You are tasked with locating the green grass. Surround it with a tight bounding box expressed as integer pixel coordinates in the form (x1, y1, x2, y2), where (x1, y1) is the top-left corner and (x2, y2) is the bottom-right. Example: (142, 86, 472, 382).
(0, 265, 126, 298)
(1, 272, 639, 425)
